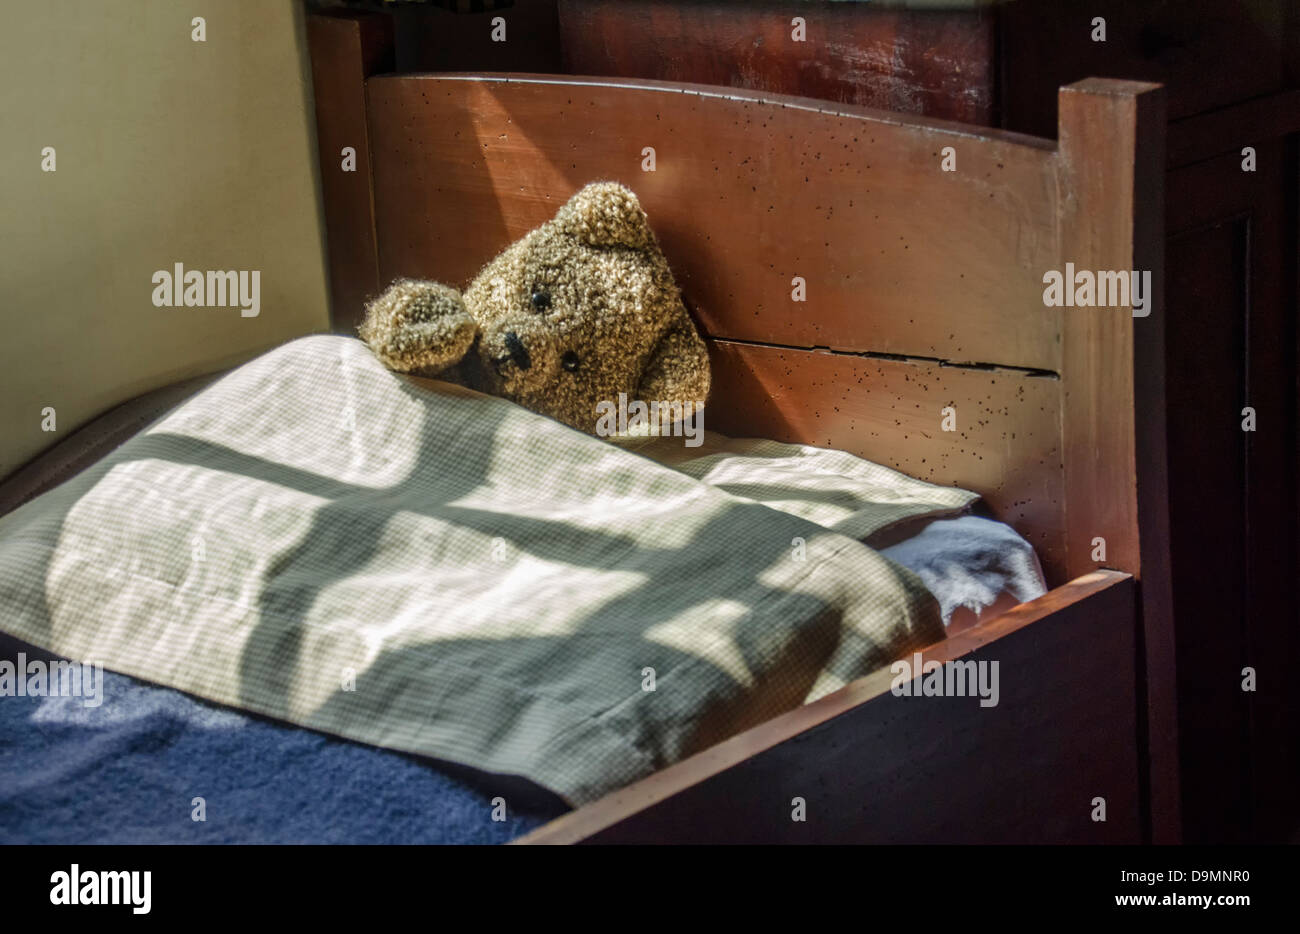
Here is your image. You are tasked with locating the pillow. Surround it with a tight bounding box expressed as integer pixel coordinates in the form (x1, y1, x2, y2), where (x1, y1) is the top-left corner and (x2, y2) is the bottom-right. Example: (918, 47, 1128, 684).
(625, 432, 979, 540)
(631, 433, 1046, 626)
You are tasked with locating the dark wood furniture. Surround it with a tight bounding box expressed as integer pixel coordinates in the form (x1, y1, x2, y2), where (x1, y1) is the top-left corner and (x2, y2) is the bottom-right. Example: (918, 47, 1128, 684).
(306, 9, 1174, 843)
(342, 0, 1300, 846)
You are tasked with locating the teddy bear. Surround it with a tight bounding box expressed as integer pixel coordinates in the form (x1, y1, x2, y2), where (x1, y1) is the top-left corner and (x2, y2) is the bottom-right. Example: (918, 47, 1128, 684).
(358, 182, 710, 437)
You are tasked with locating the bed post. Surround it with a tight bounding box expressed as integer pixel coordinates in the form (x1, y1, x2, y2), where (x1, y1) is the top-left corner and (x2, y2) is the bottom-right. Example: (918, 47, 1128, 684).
(306, 11, 394, 335)
(1057, 79, 1179, 844)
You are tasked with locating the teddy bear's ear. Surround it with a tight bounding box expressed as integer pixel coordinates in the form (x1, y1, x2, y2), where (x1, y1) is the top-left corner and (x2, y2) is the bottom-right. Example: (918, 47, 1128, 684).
(554, 182, 655, 250)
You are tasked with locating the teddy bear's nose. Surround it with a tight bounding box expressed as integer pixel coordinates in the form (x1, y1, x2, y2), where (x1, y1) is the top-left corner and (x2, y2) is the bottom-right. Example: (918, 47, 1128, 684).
(503, 331, 531, 371)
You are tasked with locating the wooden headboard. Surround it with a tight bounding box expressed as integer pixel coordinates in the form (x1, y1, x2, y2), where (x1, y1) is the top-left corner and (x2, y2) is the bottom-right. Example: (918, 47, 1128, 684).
(307, 14, 1169, 601)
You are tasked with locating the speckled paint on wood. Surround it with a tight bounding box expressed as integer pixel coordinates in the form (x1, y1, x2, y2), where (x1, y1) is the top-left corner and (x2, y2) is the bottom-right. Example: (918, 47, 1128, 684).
(706, 339, 1067, 583)
(366, 73, 1061, 371)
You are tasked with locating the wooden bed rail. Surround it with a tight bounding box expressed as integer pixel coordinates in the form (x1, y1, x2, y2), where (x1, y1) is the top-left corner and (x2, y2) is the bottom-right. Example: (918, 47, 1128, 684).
(306, 12, 393, 327)
(515, 571, 1140, 844)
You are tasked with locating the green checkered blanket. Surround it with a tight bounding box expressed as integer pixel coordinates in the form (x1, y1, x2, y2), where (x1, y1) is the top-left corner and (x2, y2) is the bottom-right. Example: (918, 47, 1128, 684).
(0, 335, 972, 804)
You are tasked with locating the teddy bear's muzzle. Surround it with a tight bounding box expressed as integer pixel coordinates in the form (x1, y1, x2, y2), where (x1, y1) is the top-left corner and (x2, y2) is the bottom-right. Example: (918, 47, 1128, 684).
(500, 331, 532, 371)
(479, 323, 558, 397)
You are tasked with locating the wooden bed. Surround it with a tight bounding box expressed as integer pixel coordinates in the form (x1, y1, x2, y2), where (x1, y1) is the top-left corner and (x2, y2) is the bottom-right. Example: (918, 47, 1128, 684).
(306, 12, 1176, 844)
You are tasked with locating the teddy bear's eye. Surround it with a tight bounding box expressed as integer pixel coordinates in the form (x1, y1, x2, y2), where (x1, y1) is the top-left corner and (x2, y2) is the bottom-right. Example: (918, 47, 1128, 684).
(561, 351, 580, 373)
(530, 289, 551, 311)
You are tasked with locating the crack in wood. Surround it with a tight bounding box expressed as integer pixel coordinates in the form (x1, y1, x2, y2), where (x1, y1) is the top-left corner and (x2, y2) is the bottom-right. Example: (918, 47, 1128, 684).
(710, 336, 1060, 378)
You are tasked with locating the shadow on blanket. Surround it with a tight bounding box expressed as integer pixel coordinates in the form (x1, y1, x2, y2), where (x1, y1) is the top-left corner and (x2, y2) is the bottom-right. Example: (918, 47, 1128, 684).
(0, 344, 932, 834)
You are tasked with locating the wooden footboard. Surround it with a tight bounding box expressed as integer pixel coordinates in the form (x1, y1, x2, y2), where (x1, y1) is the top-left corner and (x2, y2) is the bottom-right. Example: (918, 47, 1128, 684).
(518, 571, 1139, 844)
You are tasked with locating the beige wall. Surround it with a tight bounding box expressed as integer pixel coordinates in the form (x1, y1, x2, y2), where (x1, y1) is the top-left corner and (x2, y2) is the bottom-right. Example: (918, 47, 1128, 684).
(0, 0, 329, 477)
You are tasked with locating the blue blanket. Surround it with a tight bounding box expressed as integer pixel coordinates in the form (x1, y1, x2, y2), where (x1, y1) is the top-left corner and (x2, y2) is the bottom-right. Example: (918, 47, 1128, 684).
(0, 664, 566, 845)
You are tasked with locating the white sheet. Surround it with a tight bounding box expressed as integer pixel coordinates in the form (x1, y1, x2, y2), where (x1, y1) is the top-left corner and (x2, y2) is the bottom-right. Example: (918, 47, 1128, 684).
(878, 515, 1047, 625)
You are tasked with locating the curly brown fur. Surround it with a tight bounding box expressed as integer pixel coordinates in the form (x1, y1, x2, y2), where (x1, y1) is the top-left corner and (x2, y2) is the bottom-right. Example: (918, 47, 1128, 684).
(358, 182, 711, 435)
(357, 280, 477, 375)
